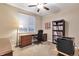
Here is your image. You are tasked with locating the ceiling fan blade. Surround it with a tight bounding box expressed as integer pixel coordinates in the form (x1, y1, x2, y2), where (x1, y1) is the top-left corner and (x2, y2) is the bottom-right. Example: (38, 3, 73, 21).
(37, 9, 40, 12)
(43, 6, 49, 10)
(43, 3, 47, 5)
(28, 5, 37, 7)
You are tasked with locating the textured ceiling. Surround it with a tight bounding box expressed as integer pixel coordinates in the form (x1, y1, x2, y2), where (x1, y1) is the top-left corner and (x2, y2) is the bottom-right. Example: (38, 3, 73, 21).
(8, 3, 79, 16)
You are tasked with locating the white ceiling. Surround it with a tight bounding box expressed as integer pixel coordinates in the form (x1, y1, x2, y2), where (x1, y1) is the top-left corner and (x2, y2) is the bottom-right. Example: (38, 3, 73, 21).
(8, 3, 79, 16)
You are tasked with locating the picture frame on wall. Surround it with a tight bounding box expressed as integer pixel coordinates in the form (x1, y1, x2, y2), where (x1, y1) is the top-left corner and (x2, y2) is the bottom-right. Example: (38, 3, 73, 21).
(45, 22, 51, 29)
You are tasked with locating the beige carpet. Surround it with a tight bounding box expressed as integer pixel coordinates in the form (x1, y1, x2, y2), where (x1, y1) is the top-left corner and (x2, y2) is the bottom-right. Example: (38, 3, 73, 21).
(13, 41, 78, 56)
(13, 42, 58, 56)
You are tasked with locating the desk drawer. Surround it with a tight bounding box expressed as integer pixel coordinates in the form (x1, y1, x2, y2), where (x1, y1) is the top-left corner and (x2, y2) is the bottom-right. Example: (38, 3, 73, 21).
(21, 41, 31, 47)
(19, 35, 32, 47)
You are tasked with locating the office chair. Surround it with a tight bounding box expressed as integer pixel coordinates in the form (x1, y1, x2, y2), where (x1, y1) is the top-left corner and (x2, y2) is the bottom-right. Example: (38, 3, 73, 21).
(56, 37, 75, 56)
(33, 30, 43, 44)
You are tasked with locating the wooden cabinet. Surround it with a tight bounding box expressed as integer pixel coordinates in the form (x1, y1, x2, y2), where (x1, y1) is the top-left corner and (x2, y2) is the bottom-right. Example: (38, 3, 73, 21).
(43, 34, 47, 41)
(19, 35, 32, 48)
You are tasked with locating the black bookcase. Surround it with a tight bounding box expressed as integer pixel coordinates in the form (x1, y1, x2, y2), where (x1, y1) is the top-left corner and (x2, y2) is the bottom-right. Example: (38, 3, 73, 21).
(52, 20, 65, 44)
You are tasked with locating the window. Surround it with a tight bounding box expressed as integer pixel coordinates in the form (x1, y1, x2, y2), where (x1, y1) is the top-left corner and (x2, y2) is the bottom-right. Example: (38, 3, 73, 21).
(17, 13, 35, 33)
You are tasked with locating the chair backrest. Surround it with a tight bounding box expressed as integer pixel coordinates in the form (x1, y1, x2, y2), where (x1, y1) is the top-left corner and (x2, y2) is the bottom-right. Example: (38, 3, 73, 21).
(37, 30, 43, 40)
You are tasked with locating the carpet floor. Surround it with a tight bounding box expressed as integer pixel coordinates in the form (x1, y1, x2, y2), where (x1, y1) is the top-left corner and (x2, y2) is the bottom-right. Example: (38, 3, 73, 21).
(13, 41, 78, 56)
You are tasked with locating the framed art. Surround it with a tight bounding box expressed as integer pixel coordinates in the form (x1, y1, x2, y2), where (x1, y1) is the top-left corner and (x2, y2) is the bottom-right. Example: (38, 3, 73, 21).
(45, 22, 51, 29)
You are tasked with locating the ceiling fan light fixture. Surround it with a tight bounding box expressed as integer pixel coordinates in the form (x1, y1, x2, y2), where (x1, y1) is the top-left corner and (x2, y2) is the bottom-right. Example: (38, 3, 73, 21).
(28, 3, 50, 12)
(37, 4, 43, 9)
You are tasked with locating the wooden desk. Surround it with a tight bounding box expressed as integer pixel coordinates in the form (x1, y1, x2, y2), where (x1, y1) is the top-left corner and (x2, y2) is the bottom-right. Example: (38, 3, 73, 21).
(19, 35, 32, 48)
(19, 34, 47, 48)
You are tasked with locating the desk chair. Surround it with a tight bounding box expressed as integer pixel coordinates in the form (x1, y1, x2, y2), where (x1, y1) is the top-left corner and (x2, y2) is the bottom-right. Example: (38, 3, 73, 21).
(56, 37, 75, 56)
(33, 30, 43, 44)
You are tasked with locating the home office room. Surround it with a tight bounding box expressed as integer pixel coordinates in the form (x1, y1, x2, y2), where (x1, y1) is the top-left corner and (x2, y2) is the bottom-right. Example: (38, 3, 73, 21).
(0, 2, 79, 56)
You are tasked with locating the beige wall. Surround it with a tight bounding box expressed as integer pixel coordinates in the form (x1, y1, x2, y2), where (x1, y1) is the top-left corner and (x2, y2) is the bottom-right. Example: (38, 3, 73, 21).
(0, 4, 19, 38)
(35, 15, 42, 33)
(0, 4, 42, 48)
(42, 6, 79, 47)
(0, 4, 19, 51)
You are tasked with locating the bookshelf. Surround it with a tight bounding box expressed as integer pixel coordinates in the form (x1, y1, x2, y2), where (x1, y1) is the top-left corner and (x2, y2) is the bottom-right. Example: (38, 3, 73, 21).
(52, 20, 65, 44)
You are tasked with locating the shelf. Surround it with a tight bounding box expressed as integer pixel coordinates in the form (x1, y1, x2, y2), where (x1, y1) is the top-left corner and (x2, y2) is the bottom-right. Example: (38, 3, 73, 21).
(53, 25, 64, 26)
(53, 35, 58, 36)
(53, 30, 64, 31)
(52, 20, 65, 44)
(53, 35, 62, 36)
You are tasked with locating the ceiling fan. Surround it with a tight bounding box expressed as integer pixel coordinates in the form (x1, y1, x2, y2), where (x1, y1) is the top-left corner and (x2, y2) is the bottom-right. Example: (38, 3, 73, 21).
(28, 3, 50, 12)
